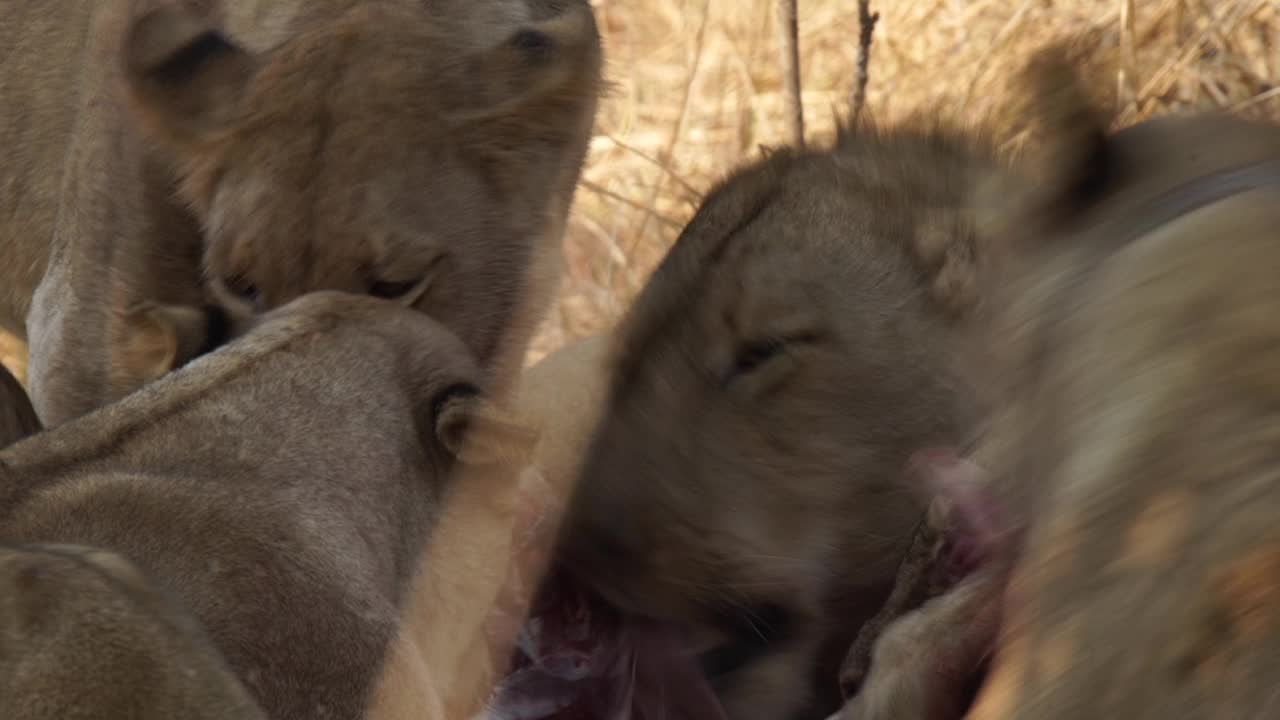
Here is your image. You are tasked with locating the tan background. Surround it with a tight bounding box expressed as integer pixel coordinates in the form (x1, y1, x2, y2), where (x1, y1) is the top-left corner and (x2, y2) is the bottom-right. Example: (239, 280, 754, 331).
(3, 0, 1276, 384)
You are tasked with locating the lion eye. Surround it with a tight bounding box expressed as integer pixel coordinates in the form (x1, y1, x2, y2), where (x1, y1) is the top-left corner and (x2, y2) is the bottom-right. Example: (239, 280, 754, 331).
(369, 277, 425, 300)
(726, 338, 785, 381)
(720, 331, 820, 388)
(221, 274, 259, 303)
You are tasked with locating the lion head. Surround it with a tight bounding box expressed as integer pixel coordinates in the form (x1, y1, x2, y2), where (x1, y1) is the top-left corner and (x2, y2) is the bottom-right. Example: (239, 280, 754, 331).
(555, 125, 1004, 719)
(120, 0, 603, 389)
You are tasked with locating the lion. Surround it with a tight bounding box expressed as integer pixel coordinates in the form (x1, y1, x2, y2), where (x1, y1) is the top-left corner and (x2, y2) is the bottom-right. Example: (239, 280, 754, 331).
(938, 50, 1280, 720)
(0, 363, 40, 448)
(0, 543, 268, 720)
(0, 0, 602, 426)
(0, 291, 537, 720)
(551, 123, 1010, 720)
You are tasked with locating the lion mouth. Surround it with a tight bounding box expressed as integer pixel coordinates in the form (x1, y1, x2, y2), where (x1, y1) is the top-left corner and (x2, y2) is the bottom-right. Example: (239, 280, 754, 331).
(486, 568, 729, 720)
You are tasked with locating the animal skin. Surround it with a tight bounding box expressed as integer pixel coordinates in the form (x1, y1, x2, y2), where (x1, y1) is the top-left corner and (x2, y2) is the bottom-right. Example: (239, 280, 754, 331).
(0, 0, 602, 426)
(0, 291, 537, 720)
(829, 452, 1006, 720)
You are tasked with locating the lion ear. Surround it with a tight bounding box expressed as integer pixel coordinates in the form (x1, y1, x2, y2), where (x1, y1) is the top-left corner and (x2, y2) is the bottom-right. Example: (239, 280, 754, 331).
(121, 2, 258, 144)
(433, 389, 540, 468)
(113, 302, 218, 388)
(452, 4, 602, 151)
(1014, 44, 1117, 229)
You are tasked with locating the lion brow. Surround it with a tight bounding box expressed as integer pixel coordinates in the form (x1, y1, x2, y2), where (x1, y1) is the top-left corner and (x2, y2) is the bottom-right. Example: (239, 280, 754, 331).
(608, 157, 790, 398)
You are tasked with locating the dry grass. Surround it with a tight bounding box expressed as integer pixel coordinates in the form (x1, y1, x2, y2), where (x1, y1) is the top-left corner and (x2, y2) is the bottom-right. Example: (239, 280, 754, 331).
(2, 0, 1276, 381)
(0, 333, 23, 385)
(529, 0, 1279, 362)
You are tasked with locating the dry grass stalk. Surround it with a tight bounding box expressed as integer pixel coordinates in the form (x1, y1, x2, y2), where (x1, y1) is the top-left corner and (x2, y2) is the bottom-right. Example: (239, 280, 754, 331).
(851, 0, 880, 125)
(1117, 0, 1137, 109)
(778, 0, 806, 147)
(621, 0, 711, 267)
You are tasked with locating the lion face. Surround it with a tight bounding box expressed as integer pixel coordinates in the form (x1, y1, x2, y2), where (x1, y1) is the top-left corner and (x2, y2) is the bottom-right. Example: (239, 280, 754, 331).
(559, 135, 992, 629)
(122, 1, 602, 380)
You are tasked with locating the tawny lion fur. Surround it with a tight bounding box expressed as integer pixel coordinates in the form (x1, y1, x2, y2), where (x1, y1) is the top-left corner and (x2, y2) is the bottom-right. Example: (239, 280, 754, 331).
(0, 543, 268, 720)
(965, 50, 1280, 720)
(0, 291, 537, 720)
(0, 0, 602, 426)
(556, 124, 1010, 720)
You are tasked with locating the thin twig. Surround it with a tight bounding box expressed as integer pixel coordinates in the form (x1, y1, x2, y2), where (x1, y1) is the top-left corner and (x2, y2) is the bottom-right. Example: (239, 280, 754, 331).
(626, 0, 711, 257)
(851, 0, 880, 125)
(777, 0, 805, 147)
(1117, 0, 1137, 109)
(1231, 85, 1280, 113)
(1118, 0, 1264, 125)
(958, 0, 1035, 112)
(603, 133, 704, 202)
(839, 511, 943, 696)
(579, 179, 684, 231)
